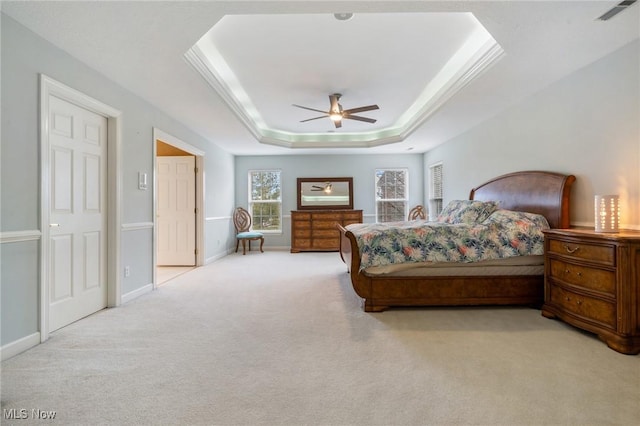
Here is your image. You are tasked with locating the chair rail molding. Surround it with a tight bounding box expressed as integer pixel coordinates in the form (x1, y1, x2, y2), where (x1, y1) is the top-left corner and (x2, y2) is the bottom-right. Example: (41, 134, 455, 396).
(121, 222, 154, 231)
(0, 230, 41, 244)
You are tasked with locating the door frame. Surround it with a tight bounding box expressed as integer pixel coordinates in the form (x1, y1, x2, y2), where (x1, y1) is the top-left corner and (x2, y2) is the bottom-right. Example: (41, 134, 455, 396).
(39, 74, 122, 342)
(152, 128, 205, 289)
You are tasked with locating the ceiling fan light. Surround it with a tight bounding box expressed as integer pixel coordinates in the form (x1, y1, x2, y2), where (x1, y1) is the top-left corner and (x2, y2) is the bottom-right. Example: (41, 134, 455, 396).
(329, 113, 342, 122)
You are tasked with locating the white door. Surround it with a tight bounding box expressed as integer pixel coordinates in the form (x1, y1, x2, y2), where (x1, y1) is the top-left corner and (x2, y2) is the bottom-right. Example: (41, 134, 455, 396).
(48, 95, 108, 332)
(157, 156, 196, 266)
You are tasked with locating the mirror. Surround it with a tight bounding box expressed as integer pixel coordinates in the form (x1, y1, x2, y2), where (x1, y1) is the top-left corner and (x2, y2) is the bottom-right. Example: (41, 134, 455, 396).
(297, 177, 353, 210)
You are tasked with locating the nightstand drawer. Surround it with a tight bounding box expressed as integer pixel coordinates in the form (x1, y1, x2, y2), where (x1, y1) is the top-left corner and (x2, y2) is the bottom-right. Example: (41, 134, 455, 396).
(548, 259, 615, 295)
(547, 238, 614, 265)
(548, 285, 615, 328)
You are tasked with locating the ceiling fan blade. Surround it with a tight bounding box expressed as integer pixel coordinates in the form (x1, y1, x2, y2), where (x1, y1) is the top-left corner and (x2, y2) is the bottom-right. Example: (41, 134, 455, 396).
(343, 115, 376, 123)
(342, 104, 379, 114)
(296, 95, 379, 127)
(293, 104, 329, 114)
(300, 116, 328, 123)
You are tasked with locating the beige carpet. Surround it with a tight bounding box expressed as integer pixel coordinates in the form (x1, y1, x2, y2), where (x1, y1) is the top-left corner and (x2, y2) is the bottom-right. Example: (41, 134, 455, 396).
(2, 251, 639, 425)
(157, 266, 196, 285)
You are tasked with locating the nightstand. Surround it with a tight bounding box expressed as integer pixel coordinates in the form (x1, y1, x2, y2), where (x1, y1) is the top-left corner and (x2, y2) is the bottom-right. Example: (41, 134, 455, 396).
(542, 228, 640, 354)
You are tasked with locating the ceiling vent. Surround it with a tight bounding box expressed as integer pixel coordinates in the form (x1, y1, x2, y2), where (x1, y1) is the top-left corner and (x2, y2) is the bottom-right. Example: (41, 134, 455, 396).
(597, 0, 637, 20)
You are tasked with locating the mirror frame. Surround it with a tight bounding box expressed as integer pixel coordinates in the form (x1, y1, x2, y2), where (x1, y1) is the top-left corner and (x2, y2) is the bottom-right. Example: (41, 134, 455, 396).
(297, 177, 354, 210)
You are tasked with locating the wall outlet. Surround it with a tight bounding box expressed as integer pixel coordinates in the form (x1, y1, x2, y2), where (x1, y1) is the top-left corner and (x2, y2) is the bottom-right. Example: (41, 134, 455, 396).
(124, 266, 130, 277)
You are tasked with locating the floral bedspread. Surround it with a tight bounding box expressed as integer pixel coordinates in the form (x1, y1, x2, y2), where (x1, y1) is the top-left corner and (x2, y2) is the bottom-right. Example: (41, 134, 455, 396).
(345, 210, 549, 271)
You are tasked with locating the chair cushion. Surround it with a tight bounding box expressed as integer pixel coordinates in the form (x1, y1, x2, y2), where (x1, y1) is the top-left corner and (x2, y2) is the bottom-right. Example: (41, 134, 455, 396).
(237, 231, 263, 238)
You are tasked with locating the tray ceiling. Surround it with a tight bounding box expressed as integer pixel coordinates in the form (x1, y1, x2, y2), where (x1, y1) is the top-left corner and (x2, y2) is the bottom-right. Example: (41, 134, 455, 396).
(187, 12, 503, 149)
(2, 1, 638, 155)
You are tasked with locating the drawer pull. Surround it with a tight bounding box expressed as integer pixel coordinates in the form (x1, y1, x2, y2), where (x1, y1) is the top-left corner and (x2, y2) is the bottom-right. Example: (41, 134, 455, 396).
(563, 244, 580, 254)
(576, 300, 582, 305)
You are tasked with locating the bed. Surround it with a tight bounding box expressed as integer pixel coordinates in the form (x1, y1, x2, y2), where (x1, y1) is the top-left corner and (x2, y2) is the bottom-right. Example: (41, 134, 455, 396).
(337, 171, 576, 312)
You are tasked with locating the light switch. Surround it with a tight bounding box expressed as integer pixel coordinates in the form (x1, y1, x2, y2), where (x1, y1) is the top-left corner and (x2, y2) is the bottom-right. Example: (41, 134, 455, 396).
(138, 172, 147, 190)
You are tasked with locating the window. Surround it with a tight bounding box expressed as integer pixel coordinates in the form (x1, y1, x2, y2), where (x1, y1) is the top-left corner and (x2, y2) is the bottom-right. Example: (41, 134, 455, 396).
(249, 170, 281, 232)
(375, 169, 408, 222)
(429, 163, 443, 220)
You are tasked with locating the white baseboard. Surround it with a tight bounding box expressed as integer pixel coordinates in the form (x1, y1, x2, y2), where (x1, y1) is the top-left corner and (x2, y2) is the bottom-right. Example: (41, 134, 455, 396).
(205, 249, 232, 264)
(121, 283, 153, 304)
(205, 246, 292, 264)
(1, 332, 41, 361)
(262, 246, 290, 251)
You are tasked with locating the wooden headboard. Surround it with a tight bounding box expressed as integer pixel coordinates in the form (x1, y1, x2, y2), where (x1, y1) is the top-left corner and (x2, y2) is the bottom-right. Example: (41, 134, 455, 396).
(469, 171, 576, 229)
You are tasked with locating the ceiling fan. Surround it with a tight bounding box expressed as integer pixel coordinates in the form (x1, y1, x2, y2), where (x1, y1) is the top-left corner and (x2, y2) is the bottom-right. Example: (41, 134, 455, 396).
(293, 94, 379, 129)
(311, 182, 332, 193)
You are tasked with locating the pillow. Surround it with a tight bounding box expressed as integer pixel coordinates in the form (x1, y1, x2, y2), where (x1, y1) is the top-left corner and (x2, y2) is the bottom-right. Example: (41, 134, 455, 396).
(436, 200, 499, 224)
(482, 209, 550, 230)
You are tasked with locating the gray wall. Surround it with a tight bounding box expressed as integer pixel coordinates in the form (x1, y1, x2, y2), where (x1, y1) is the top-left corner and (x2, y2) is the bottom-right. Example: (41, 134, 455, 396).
(2, 10, 638, 353)
(424, 39, 640, 229)
(235, 154, 424, 248)
(1, 14, 235, 346)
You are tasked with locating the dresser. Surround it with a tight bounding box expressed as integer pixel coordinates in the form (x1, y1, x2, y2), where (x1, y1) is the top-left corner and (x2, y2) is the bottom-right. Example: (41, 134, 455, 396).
(541, 228, 640, 354)
(291, 210, 363, 253)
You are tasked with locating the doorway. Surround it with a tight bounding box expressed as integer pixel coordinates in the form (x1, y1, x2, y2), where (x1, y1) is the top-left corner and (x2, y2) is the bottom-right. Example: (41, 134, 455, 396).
(153, 129, 205, 288)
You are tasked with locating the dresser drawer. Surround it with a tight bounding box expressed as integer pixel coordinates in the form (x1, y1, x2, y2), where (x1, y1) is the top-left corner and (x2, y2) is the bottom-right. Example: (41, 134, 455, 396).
(293, 221, 311, 229)
(294, 239, 311, 248)
(312, 238, 338, 250)
(547, 238, 614, 265)
(548, 285, 616, 329)
(293, 229, 311, 238)
(312, 213, 341, 221)
(293, 212, 311, 220)
(313, 229, 339, 238)
(342, 212, 362, 220)
(548, 259, 616, 295)
(313, 220, 340, 229)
